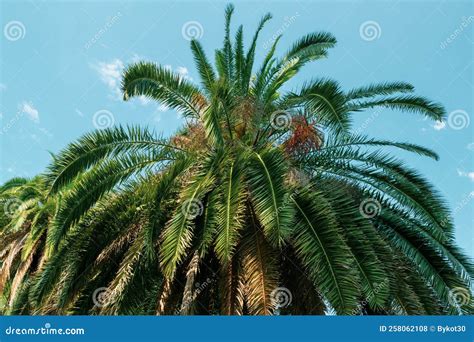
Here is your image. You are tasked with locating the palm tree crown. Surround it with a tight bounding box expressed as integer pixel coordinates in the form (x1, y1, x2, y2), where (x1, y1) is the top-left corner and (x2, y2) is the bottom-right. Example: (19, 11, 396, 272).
(1, 4, 472, 315)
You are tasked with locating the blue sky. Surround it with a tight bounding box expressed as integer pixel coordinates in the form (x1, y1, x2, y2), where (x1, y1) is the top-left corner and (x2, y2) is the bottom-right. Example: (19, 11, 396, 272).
(0, 0, 472, 255)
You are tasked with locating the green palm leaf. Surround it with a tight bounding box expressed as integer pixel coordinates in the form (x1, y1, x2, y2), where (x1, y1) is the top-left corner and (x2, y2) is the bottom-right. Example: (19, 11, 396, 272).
(291, 190, 360, 314)
(246, 148, 294, 246)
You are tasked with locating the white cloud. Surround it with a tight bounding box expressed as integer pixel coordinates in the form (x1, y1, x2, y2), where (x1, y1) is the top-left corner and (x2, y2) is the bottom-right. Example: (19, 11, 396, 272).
(92, 59, 124, 99)
(467, 142, 474, 151)
(177, 66, 188, 76)
(457, 169, 474, 182)
(20, 102, 39, 123)
(0, 83, 6, 92)
(433, 120, 446, 131)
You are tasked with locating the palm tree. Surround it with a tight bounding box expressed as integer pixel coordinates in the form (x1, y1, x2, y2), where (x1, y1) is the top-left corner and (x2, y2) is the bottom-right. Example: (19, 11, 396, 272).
(3, 4, 472, 315)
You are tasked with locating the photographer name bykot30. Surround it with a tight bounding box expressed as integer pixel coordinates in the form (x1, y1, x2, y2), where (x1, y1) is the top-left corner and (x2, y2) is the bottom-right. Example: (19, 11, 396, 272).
(379, 325, 467, 333)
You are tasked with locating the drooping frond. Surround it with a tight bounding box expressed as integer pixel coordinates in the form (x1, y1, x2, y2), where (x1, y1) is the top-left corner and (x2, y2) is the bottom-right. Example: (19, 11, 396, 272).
(347, 95, 446, 121)
(317, 134, 439, 160)
(214, 158, 246, 263)
(306, 148, 453, 241)
(122, 62, 206, 118)
(319, 181, 390, 310)
(282, 79, 349, 133)
(45, 126, 179, 194)
(346, 82, 414, 101)
(160, 151, 222, 278)
(376, 210, 471, 314)
(291, 190, 360, 314)
(50, 149, 173, 249)
(285, 32, 337, 60)
(246, 148, 294, 246)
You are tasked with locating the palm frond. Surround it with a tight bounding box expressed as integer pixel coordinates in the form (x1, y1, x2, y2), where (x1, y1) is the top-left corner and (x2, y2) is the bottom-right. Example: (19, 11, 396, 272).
(214, 158, 246, 263)
(291, 190, 360, 314)
(246, 148, 294, 246)
(282, 78, 349, 133)
(242, 13, 272, 93)
(50, 149, 173, 249)
(190, 40, 216, 94)
(122, 62, 206, 118)
(346, 82, 414, 101)
(160, 151, 222, 278)
(45, 126, 178, 194)
(347, 95, 446, 121)
(317, 134, 439, 160)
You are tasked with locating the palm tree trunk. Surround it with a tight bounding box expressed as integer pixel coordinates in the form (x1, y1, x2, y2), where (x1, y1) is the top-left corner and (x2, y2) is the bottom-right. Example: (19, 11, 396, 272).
(180, 252, 200, 315)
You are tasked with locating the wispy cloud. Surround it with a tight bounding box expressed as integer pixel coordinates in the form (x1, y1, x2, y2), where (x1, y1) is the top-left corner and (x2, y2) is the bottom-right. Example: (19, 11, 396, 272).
(457, 169, 474, 182)
(92, 59, 124, 100)
(0, 83, 6, 92)
(20, 101, 40, 123)
(467, 142, 474, 151)
(177, 66, 188, 77)
(433, 120, 446, 131)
